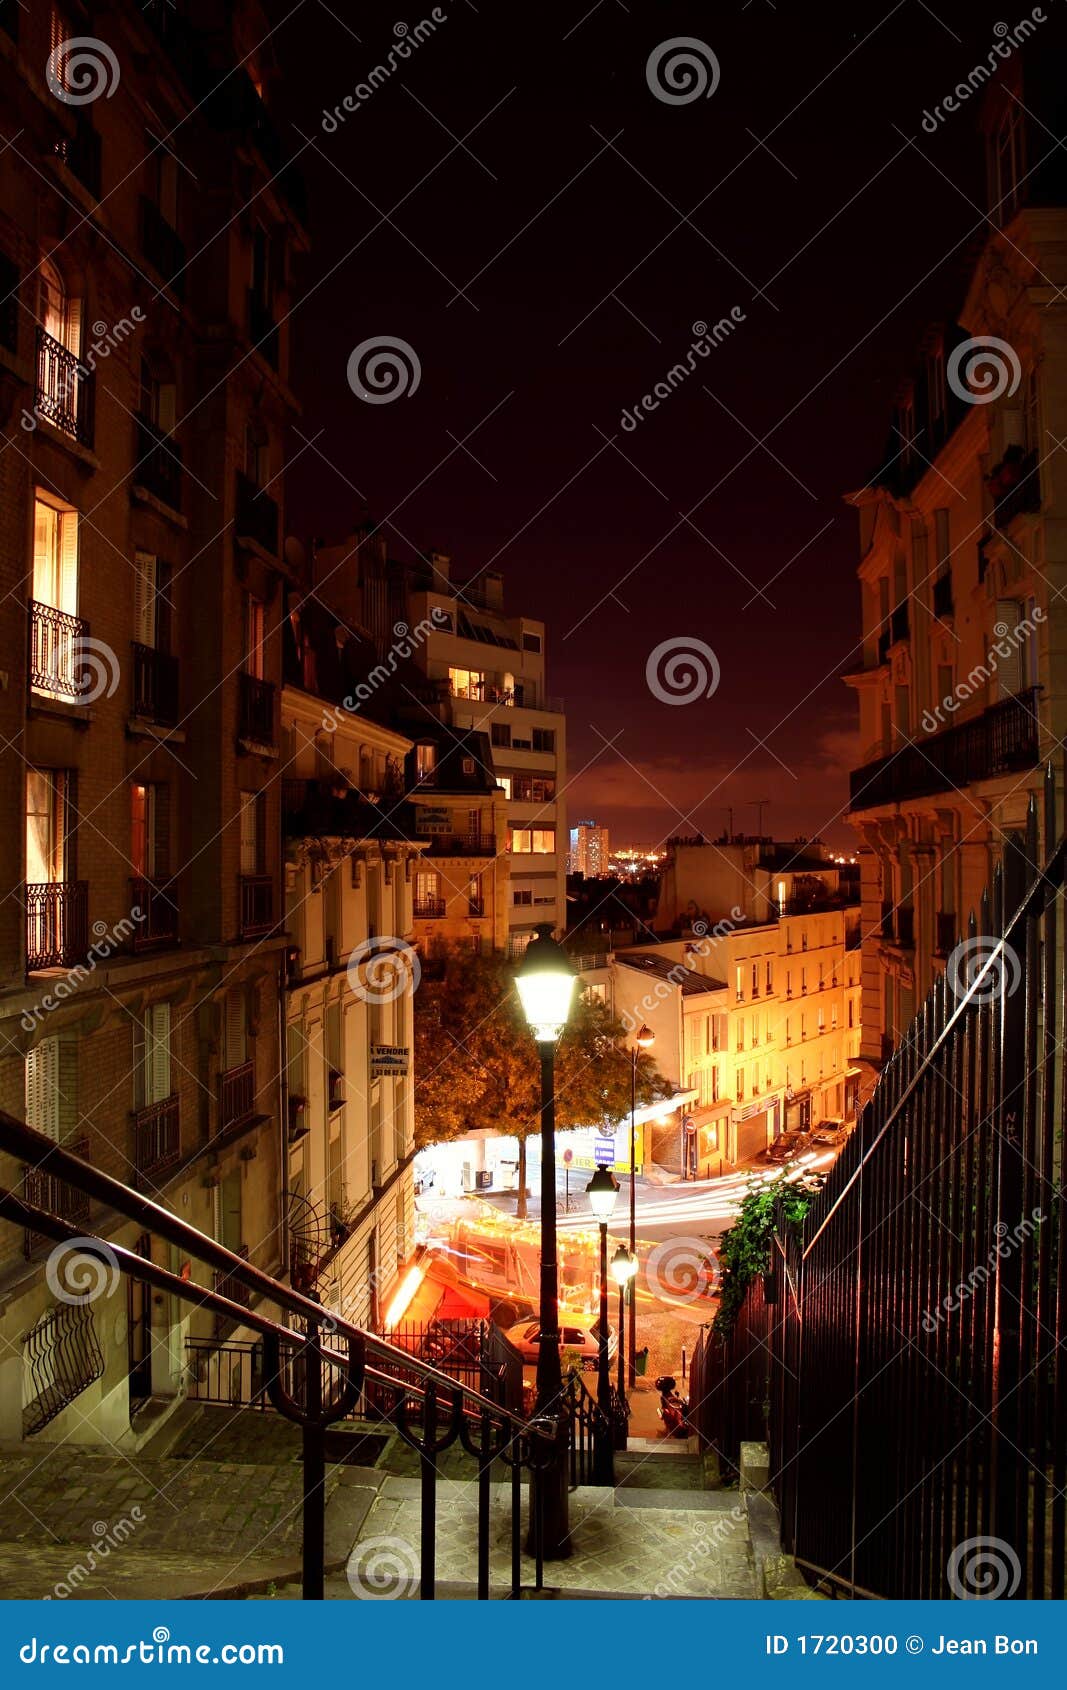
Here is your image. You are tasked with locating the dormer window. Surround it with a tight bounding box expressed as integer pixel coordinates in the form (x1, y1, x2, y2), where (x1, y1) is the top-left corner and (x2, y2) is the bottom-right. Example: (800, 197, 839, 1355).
(415, 743, 436, 783)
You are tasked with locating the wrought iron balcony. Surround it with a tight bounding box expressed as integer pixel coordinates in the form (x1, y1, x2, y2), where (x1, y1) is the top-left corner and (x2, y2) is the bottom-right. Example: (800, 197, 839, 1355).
(34, 326, 94, 445)
(25, 881, 88, 971)
(422, 832, 496, 857)
(131, 642, 179, 726)
(218, 1062, 255, 1133)
(235, 470, 279, 554)
(133, 1096, 180, 1184)
(29, 600, 88, 700)
(239, 671, 275, 744)
(247, 289, 279, 369)
(23, 1136, 90, 1255)
(413, 897, 447, 918)
(134, 412, 182, 510)
(239, 874, 273, 938)
(23, 1301, 104, 1435)
(850, 688, 1040, 811)
(140, 197, 185, 296)
(129, 876, 179, 949)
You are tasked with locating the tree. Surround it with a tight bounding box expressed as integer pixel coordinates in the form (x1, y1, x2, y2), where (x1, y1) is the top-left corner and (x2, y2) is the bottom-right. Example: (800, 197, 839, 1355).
(413, 945, 674, 1217)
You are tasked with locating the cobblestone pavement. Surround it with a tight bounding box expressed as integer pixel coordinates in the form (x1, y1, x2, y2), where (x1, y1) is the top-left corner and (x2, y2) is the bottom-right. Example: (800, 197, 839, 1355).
(343, 1478, 759, 1599)
(0, 1443, 340, 1599)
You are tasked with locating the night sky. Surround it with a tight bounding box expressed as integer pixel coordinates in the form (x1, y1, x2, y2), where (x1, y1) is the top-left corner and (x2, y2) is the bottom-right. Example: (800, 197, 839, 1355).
(274, 0, 1010, 848)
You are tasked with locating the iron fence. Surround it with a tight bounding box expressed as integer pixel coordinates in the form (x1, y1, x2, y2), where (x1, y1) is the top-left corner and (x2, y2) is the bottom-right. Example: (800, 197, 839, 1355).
(697, 764, 1067, 1600)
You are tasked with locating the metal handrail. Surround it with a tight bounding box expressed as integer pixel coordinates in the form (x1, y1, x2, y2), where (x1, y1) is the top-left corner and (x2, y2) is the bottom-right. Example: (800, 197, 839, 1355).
(0, 1109, 538, 1432)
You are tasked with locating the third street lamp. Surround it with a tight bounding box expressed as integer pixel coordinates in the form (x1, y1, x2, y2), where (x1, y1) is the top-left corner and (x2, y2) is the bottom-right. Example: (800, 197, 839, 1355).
(611, 1244, 637, 1401)
(628, 1024, 654, 1388)
(585, 1165, 619, 1485)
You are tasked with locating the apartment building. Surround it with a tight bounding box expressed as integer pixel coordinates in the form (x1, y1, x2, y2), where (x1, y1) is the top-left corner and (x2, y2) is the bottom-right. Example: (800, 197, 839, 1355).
(0, 3, 304, 1443)
(569, 820, 610, 879)
(313, 529, 568, 953)
(407, 728, 510, 954)
(598, 841, 862, 1175)
(280, 621, 425, 1332)
(845, 52, 1067, 1060)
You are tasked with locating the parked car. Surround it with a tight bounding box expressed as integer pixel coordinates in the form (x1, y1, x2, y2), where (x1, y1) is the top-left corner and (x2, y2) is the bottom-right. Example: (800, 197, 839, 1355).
(758, 1131, 810, 1165)
(810, 1119, 848, 1147)
(504, 1317, 617, 1370)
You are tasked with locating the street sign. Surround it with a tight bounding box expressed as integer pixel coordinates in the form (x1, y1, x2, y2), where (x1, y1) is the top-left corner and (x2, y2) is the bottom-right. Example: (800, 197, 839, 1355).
(562, 1148, 573, 1166)
(594, 1136, 615, 1167)
(683, 1114, 696, 1134)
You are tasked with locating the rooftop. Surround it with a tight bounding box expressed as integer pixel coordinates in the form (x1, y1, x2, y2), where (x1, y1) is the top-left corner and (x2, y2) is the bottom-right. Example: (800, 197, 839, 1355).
(616, 952, 727, 996)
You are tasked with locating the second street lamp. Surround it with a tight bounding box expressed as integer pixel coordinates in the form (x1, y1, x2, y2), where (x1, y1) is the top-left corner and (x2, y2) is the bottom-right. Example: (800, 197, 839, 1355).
(515, 925, 577, 1560)
(628, 1024, 654, 1388)
(611, 1244, 637, 1402)
(586, 1166, 619, 1485)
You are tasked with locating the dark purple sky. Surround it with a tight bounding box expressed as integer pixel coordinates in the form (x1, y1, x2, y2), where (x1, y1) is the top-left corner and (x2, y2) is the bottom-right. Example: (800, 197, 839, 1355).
(276, 0, 1006, 848)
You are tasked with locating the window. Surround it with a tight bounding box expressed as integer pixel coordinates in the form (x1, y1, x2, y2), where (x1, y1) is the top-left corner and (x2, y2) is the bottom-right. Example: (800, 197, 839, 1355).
(513, 775, 556, 802)
(131, 783, 169, 881)
(26, 769, 72, 885)
(522, 631, 542, 653)
(765, 961, 773, 994)
(468, 874, 483, 916)
(133, 552, 172, 652)
(991, 104, 1024, 222)
(513, 889, 533, 906)
(736, 1070, 744, 1103)
(239, 790, 265, 874)
(245, 423, 268, 487)
(415, 743, 437, 783)
(509, 828, 554, 854)
(37, 255, 80, 357)
(26, 1036, 61, 1140)
(735, 965, 743, 1002)
(139, 358, 176, 432)
(491, 722, 511, 748)
(532, 728, 555, 753)
(246, 596, 266, 678)
(31, 495, 79, 698)
(449, 666, 484, 700)
(224, 989, 246, 1070)
(496, 775, 512, 799)
(134, 1004, 172, 1109)
(751, 963, 758, 997)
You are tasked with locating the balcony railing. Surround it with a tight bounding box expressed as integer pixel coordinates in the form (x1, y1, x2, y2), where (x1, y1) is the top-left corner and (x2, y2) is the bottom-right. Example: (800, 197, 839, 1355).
(131, 642, 179, 726)
(35, 326, 94, 445)
(23, 1136, 90, 1255)
(414, 897, 447, 919)
(421, 833, 496, 856)
(29, 600, 88, 700)
(134, 413, 182, 510)
(213, 1244, 251, 1332)
(25, 881, 88, 971)
(239, 671, 275, 744)
(133, 1096, 180, 1184)
(140, 197, 185, 296)
(239, 874, 273, 938)
(247, 290, 279, 369)
(129, 877, 179, 950)
(235, 470, 279, 555)
(218, 1062, 255, 1133)
(850, 688, 1040, 811)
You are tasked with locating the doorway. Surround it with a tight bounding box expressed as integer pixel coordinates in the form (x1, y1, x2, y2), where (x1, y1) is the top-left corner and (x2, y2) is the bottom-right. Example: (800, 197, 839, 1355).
(127, 1231, 153, 1410)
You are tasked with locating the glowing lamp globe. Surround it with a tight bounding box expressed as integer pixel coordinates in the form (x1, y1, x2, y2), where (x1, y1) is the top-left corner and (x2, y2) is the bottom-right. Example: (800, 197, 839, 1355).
(585, 1166, 620, 1222)
(516, 925, 577, 1042)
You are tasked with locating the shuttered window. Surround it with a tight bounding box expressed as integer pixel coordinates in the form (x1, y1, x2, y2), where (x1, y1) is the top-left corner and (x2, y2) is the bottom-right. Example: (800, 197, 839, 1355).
(239, 791, 264, 874)
(224, 990, 246, 1070)
(134, 1004, 172, 1108)
(995, 601, 1024, 698)
(26, 1037, 60, 1140)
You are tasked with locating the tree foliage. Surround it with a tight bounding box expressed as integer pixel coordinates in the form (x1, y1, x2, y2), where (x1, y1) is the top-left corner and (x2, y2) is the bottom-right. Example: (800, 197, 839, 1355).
(412, 945, 674, 1210)
(713, 1174, 823, 1340)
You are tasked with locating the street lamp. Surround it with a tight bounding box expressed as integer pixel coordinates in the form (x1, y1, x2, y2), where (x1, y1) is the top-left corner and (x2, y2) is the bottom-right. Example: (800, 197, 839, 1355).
(585, 1166, 619, 1485)
(516, 925, 577, 1560)
(611, 1245, 638, 1400)
(628, 1024, 654, 1388)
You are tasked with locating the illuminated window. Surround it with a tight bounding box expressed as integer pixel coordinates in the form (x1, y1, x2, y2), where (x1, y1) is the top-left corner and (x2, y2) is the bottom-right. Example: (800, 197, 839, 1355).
(449, 667, 484, 700)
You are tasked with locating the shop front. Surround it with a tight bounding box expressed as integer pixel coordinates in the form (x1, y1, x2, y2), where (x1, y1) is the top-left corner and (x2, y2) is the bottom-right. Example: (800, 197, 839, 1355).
(730, 1094, 783, 1165)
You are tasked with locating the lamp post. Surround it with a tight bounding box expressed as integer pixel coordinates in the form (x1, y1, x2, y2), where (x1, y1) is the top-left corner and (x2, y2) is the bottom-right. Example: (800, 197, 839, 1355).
(515, 925, 577, 1561)
(611, 1245, 637, 1401)
(585, 1166, 619, 1485)
(628, 1025, 654, 1388)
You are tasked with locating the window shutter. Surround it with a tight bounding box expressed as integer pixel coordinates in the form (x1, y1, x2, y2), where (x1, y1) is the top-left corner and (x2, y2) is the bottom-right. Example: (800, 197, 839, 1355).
(27, 1036, 61, 1140)
(156, 560, 172, 653)
(133, 552, 156, 647)
(57, 1038, 78, 1137)
(239, 792, 257, 874)
(995, 601, 1023, 697)
(255, 793, 266, 875)
(64, 293, 82, 359)
(149, 1003, 171, 1103)
(225, 990, 246, 1069)
(58, 509, 78, 618)
(33, 500, 57, 604)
